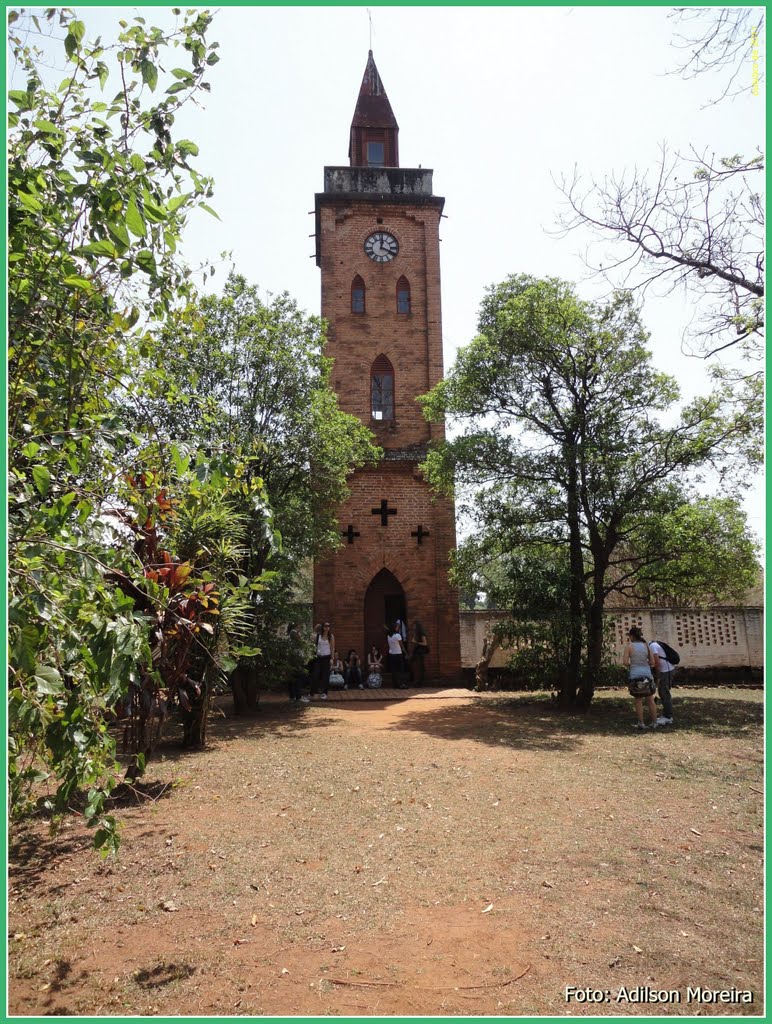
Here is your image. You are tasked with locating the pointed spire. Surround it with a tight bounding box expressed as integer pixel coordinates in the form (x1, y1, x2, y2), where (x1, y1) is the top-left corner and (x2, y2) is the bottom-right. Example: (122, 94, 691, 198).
(349, 51, 399, 167)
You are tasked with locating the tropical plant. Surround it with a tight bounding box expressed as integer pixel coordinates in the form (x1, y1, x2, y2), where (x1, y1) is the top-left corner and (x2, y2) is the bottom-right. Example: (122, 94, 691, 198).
(8, 7, 223, 851)
(127, 273, 381, 708)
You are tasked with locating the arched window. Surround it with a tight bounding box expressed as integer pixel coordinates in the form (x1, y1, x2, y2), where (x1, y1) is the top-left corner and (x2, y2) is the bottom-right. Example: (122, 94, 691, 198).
(396, 276, 411, 315)
(371, 354, 394, 421)
(351, 275, 365, 314)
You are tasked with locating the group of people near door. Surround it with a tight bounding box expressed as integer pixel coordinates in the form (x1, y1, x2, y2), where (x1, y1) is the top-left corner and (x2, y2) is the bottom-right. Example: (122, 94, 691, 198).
(296, 618, 428, 700)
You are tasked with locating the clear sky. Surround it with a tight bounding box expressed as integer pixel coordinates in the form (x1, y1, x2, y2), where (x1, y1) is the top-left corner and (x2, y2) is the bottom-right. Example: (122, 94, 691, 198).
(10, 5, 765, 537)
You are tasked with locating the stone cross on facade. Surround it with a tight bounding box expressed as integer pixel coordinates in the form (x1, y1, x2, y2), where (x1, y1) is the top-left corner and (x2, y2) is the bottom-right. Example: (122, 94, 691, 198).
(371, 499, 397, 526)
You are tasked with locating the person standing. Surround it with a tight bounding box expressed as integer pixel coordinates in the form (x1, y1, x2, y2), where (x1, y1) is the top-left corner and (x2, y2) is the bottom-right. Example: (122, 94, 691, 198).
(408, 620, 428, 685)
(311, 621, 334, 700)
(622, 626, 657, 729)
(649, 640, 676, 725)
(386, 623, 407, 688)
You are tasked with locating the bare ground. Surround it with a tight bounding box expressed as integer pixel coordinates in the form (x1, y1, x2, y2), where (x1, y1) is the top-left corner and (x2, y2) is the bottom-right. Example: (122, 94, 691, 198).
(8, 686, 764, 1017)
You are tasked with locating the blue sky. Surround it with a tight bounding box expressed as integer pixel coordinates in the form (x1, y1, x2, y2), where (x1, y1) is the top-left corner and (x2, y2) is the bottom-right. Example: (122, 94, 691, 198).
(10, 5, 765, 536)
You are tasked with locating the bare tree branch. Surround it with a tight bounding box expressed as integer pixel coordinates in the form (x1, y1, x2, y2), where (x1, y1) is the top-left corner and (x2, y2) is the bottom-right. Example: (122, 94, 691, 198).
(668, 7, 765, 105)
(553, 146, 764, 359)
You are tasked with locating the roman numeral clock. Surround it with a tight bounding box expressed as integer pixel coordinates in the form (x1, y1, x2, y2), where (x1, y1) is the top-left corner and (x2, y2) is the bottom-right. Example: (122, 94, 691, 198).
(312, 50, 461, 682)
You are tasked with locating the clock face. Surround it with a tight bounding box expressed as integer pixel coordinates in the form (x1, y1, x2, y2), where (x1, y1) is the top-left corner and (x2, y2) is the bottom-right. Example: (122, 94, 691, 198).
(364, 231, 399, 263)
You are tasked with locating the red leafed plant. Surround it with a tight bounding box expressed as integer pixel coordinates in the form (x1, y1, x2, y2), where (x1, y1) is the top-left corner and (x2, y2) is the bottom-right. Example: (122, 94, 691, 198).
(110, 464, 260, 777)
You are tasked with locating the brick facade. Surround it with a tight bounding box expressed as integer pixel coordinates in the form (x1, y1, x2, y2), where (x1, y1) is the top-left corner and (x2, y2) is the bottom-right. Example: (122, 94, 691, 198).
(312, 54, 461, 679)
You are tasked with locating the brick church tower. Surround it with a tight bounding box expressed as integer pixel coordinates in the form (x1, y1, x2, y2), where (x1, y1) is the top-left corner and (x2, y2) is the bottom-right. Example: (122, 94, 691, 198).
(313, 51, 461, 681)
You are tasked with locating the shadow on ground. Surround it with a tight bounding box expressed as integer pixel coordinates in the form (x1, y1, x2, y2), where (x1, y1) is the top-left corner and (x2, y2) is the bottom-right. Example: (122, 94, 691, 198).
(382, 692, 763, 752)
(131, 689, 763, 766)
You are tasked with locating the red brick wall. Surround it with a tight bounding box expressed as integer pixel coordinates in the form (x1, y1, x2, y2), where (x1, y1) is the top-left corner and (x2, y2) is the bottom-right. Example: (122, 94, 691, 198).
(318, 199, 447, 448)
(313, 193, 461, 681)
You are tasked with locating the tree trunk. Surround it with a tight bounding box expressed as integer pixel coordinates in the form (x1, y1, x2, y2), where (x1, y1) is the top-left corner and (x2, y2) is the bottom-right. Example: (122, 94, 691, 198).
(230, 663, 260, 715)
(182, 682, 211, 749)
(560, 458, 585, 707)
(579, 554, 610, 708)
(580, 597, 605, 707)
(475, 634, 500, 691)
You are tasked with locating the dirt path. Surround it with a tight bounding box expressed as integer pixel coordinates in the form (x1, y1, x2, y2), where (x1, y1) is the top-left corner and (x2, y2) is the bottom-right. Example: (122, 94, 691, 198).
(9, 689, 764, 1016)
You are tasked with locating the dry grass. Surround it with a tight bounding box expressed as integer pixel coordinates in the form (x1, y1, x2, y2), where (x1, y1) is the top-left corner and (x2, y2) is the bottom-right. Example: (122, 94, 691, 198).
(8, 685, 764, 1017)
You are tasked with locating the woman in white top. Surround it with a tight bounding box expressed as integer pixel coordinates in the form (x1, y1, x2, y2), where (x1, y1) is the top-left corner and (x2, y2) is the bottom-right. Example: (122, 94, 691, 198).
(386, 624, 406, 689)
(312, 622, 334, 699)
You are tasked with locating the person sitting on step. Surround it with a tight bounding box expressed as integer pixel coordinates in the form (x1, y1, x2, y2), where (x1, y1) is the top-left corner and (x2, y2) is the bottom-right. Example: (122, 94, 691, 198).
(328, 651, 346, 689)
(345, 649, 364, 689)
(366, 645, 383, 688)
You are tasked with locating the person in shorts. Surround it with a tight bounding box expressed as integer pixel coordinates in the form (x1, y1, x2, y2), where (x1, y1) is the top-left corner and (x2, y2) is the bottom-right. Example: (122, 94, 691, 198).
(622, 626, 657, 730)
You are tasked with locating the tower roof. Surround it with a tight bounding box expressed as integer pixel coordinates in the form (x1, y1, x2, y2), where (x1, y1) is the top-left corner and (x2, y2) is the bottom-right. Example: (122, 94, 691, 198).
(351, 50, 399, 131)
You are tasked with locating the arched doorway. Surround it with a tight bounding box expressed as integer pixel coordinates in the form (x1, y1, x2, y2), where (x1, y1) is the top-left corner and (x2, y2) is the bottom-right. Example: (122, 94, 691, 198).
(364, 569, 406, 654)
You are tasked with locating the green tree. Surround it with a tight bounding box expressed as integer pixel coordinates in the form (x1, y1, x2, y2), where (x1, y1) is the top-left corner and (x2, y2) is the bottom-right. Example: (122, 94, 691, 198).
(129, 273, 381, 707)
(421, 275, 758, 707)
(7, 7, 226, 850)
(454, 539, 574, 693)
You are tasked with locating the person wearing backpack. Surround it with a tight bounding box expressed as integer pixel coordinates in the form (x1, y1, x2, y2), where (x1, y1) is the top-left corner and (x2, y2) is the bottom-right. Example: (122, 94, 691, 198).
(649, 639, 679, 726)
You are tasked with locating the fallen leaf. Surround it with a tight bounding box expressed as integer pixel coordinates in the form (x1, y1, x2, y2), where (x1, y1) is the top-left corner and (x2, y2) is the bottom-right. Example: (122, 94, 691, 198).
(331, 945, 346, 953)
(690, 828, 703, 836)
(159, 900, 178, 912)
(234, 938, 251, 946)
(633, 945, 643, 954)
(481, 903, 494, 913)
(541, 880, 554, 889)
(281, 967, 290, 975)
(251, 914, 257, 927)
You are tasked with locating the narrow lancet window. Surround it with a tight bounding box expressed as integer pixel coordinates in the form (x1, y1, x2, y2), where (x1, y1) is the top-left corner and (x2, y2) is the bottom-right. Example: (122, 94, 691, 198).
(396, 276, 411, 314)
(371, 354, 394, 421)
(351, 275, 365, 313)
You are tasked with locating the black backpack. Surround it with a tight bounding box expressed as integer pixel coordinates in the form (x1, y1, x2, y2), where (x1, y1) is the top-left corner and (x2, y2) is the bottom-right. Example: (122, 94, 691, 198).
(653, 640, 680, 666)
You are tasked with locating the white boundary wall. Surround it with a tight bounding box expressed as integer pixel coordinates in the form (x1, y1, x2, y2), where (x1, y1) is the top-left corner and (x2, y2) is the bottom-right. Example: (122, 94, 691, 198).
(459, 608, 763, 671)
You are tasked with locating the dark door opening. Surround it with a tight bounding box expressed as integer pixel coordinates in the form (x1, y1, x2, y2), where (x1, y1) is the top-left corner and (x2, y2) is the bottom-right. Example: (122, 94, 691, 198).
(364, 569, 407, 655)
